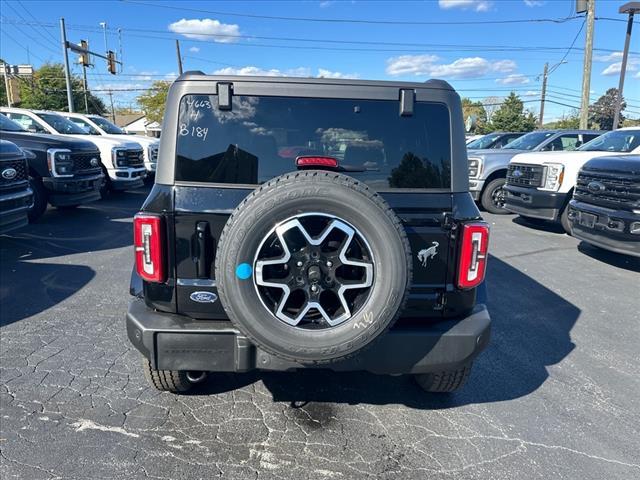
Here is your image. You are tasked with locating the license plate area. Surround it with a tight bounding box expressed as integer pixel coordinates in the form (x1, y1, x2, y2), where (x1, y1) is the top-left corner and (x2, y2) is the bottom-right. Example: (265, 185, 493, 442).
(156, 332, 236, 371)
(579, 212, 597, 228)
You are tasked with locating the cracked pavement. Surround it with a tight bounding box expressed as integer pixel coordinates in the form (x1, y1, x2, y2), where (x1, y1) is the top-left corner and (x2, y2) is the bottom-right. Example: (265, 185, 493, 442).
(1, 188, 639, 479)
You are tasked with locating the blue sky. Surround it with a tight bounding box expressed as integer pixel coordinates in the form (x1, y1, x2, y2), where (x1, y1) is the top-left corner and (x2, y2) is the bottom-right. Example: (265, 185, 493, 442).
(1, 0, 639, 121)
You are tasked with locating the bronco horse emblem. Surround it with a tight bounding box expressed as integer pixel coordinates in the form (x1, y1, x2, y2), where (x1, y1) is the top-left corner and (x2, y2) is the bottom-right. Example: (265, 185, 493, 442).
(417, 242, 439, 267)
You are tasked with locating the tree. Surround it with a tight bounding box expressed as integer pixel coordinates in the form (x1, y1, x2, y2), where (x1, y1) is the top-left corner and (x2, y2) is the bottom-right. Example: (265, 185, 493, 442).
(544, 111, 580, 129)
(461, 98, 488, 133)
(137, 81, 171, 124)
(18, 63, 106, 114)
(589, 88, 625, 130)
(490, 92, 537, 132)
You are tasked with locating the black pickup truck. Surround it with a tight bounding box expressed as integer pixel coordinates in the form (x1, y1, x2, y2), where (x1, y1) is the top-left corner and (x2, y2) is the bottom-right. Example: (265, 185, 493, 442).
(569, 154, 640, 257)
(0, 139, 33, 234)
(0, 114, 103, 221)
(127, 73, 491, 394)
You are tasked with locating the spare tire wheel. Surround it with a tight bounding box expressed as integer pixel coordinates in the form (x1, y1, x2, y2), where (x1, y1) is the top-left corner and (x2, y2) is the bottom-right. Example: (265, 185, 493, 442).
(215, 171, 412, 364)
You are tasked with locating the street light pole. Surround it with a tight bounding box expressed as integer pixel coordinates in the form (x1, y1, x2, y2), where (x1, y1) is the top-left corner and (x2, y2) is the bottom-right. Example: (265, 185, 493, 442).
(539, 63, 548, 128)
(60, 17, 74, 113)
(612, 2, 639, 130)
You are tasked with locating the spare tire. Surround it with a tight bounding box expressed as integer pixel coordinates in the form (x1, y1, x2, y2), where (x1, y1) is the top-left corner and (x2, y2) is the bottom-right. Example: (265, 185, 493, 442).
(215, 170, 412, 364)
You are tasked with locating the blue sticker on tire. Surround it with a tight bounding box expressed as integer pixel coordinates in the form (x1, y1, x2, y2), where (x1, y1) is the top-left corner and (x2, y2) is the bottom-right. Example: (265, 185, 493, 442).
(236, 263, 253, 280)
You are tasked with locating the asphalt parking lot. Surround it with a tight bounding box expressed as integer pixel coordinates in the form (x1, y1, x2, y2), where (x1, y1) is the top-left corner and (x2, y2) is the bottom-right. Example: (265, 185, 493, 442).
(1, 187, 639, 480)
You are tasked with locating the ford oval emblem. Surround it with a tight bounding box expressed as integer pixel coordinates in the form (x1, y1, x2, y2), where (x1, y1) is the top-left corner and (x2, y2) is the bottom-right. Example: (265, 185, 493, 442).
(512, 169, 523, 178)
(90, 157, 99, 167)
(1, 168, 17, 180)
(587, 181, 606, 194)
(190, 291, 218, 304)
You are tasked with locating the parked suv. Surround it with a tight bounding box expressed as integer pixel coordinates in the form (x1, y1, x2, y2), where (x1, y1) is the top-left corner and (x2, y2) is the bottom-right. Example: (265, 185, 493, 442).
(59, 112, 159, 176)
(0, 108, 146, 195)
(0, 114, 103, 221)
(568, 154, 640, 256)
(0, 139, 33, 234)
(127, 73, 491, 394)
(504, 128, 640, 233)
(468, 129, 601, 214)
(466, 132, 525, 150)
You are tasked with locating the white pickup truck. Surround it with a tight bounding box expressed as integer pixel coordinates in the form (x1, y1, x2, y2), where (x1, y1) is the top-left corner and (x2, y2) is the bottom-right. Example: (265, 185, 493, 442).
(503, 127, 640, 233)
(0, 107, 147, 195)
(59, 112, 159, 176)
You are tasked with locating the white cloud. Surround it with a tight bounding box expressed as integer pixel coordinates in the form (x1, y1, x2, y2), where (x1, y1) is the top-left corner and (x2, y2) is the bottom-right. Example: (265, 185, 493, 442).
(168, 18, 240, 43)
(523, 90, 541, 97)
(317, 68, 359, 79)
(319, 1, 334, 7)
(188, 46, 200, 53)
(601, 59, 639, 76)
(385, 55, 440, 76)
(492, 59, 517, 73)
(495, 74, 531, 85)
(386, 55, 520, 79)
(524, 0, 545, 6)
(212, 66, 358, 79)
(438, 0, 492, 12)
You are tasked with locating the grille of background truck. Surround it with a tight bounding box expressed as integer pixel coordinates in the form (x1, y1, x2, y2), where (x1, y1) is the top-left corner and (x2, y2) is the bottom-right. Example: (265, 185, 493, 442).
(123, 149, 145, 167)
(575, 170, 640, 211)
(506, 164, 544, 187)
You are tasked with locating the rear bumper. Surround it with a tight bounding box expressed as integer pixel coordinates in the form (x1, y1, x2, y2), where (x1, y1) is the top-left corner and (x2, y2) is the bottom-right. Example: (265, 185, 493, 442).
(43, 174, 103, 206)
(126, 299, 491, 374)
(0, 188, 33, 234)
(504, 185, 567, 221)
(568, 200, 640, 257)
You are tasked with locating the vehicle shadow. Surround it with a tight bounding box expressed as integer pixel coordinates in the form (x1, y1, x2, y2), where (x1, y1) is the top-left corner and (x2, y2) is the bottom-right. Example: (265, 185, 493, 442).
(577, 241, 640, 273)
(190, 254, 580, 408)
(511, 215, 566, 234)
(0, 188, 149, 326)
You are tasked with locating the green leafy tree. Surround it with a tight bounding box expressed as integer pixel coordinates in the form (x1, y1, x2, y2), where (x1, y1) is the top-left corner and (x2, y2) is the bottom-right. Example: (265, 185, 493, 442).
(462, 98, 489, 134)
(544, 111, 580, 129)
(18, 63, 106, 114)
(137, 81, 171, 124)
(589, 88, 625, 130)
(490, 92, 537, 132)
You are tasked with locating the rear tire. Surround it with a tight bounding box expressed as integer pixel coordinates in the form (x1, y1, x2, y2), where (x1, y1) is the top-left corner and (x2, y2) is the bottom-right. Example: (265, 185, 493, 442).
(28, 176, 48, 222)
(414, 364, 472, 393)
(141, 358, 203, 393)
(480, 178, 509, 214)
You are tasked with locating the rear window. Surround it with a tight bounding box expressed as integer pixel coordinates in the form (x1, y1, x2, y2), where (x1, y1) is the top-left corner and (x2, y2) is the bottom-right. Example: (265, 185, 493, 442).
(175, 95, 451, 189)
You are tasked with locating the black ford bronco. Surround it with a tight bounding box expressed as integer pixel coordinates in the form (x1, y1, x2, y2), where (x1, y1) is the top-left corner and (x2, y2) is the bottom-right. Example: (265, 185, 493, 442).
(127, 73, 491, 394)
(0, 114, 103, 221)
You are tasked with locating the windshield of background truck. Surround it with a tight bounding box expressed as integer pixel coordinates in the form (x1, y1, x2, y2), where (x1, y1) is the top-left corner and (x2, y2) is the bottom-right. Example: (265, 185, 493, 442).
(467, 133, 500, 149)
(36, 112, 89, 135)
(503, 131, 554, 150)
(0, 114, 26, 132)
(578, 130, 640, 153)
(89, 116, 127, 134)
(175, 94, 452, 190)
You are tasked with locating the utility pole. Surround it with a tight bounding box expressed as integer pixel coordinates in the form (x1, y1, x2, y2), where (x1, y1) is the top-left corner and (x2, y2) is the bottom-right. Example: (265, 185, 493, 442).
(579, 0, 596, 129)
(612, 2, 639, 130)
(118, 28, 124, 73)
(175, 39, 183, 75)
(108, 90, 116, 123)
(60, 18, 74, 113)
(2, 63, 12, 107)
(82, 65, 89, 113)
(539, 62, 548, 128)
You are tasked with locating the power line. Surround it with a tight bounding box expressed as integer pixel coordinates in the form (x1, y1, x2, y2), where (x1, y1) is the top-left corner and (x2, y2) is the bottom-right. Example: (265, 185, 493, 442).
(548, 17, 585, 75)
(120, 1, 630, 26)
(0, 27, 49, 63)
(0, 11, 60, 55)
(15, 0, 60, 46)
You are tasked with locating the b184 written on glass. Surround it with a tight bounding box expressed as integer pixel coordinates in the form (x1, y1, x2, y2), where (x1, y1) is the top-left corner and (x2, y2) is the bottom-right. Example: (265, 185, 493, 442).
(180, 124, 209, 142)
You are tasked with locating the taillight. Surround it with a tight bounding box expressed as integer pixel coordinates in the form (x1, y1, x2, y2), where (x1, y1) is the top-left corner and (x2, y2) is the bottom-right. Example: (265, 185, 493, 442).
(295, 156, 339, 168)
(134, 213, 165, 283)
(457, 222, 490, 290)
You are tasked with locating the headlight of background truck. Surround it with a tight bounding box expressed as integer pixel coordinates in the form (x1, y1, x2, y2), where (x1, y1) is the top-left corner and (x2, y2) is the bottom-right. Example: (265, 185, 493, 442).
(540, 163, 564, 191)
(112, 148, 127, 168)
(46, 148, 73, 177)
(468, 158, 482, 178)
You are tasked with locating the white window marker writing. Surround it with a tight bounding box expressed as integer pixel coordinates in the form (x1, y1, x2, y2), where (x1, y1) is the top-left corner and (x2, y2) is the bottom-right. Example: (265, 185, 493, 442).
(179, 124, 209, 142)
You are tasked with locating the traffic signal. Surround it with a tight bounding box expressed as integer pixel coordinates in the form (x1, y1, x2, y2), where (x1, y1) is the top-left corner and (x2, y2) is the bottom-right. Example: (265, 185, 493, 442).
(78, 40, 90, 67)
(107, 50, 117, 75)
